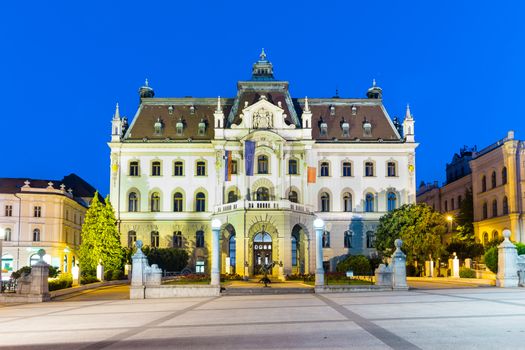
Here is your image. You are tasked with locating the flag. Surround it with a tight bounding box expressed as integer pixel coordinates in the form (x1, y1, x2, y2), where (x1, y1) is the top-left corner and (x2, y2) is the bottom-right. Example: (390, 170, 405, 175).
(224, 151, 232, 181)
(307, 167, 316, 184)
(245, 140, 255, 176)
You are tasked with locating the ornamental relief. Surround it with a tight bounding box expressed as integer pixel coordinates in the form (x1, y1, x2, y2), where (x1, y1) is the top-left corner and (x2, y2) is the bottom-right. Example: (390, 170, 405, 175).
(253, 107, 273, 129)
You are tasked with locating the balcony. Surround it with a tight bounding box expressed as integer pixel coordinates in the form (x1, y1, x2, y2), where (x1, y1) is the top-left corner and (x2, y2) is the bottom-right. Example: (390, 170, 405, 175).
(214, 200, 312, 214)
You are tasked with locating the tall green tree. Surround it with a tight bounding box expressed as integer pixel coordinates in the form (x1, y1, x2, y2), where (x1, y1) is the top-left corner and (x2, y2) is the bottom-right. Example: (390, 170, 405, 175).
(375, 204, 447, 265)
(78, 193, 123, 275)
(454, 188, 474, 242)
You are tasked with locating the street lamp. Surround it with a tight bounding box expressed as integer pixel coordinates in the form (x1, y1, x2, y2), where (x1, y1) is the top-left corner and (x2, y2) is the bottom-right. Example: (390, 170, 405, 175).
(0, 228, 5, 293)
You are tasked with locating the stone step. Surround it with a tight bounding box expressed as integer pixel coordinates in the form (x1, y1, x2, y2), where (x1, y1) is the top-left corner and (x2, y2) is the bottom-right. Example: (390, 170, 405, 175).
(221, 287, 314, 295)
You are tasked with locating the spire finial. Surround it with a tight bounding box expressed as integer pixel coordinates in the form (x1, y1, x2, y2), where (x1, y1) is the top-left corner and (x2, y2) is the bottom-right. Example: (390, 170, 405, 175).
(405, 104, 412, 119)
(304, 96, 310, 112)
(372, 78, 376, 87)
(113, 102, 120, 120)
(335, 88, 339, 98)
(145, 78, 149, 87)
(260, 48, 266, 60)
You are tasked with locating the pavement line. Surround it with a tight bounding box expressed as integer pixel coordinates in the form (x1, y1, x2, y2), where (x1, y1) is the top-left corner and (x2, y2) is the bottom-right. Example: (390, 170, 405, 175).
(369, 313, 525, 321)
(79, 297, 219, 350)
(413, 289, 525, 308)
(315, 294, 422, 350)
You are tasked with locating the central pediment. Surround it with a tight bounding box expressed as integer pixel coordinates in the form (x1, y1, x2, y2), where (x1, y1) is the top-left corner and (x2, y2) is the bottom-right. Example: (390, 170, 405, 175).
(231, 95, 295, 130)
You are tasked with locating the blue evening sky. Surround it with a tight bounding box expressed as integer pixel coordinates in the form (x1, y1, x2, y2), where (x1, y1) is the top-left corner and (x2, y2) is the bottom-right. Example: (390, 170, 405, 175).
(1, 1, 523, 196)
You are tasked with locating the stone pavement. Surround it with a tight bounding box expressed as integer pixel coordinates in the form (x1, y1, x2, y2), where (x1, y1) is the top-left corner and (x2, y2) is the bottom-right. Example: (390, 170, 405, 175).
(1, 286, 525, 349)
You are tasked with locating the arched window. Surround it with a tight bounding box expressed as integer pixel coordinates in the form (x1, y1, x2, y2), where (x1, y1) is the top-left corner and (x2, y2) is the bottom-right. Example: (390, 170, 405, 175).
(481, 176, 487, 192)
(365, 162, 374, 177)
(173, 231, 182, 248)
(229, 234, 236, 268)
(320, 162, 330, 177)
(492, 199, 498, 217)
(150, 192, 160, 212)
(256, 187, 270, 201)
(482, 202, 488, 219)
(322, 231, 330, 248)
(288, 159, 298, 175)
(291, 234, 297, 266)
(503, 196, 509, 215)
(342, 162, 352, 177)
(483, 232, 489, 244)
(344, 230, 352, 248)
(320, 192, 330, 212)
(151, 161, 161, 176)
(387, 192, 397, 211)
(502, 167, 508, 185)
(151, 231, 159, 248)
(196, 161, 206, 176)
(196, 230, 204, 248)
(444, 200, 448, 211)
(492, 231, 499, 241)
(451, 198, 455, 210)
(4, 228, 11, 241)
(491, 171, 497, 188)
(366, 231, 375, 248)
(174, 161, 184, 176)
(458, 195, 462, 206)
(288, 191, 298, 203)
(365, 193, 375, 212)
(173, 192, 183, 212)
(343, 193, 352, 212)
(127, 231, 136, 248)
(128, 192, 138, 212)
(195, 192, 206, 212)
(257, 155, 269, 174)
(227, 191, 237, 203)
(33, 228, 40, 242)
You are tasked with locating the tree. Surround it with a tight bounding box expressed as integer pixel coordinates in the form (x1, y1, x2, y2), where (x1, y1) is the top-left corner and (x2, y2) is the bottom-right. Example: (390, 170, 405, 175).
(375, 204, 447, 266)
(78, 193, 124, 275)
(454, 188, 474, 242)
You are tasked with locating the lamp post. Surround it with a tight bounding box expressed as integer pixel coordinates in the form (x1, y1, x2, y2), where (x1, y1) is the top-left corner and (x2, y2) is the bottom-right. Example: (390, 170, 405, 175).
(211, 219, 221, 286)
(313, 218, 325, 286)
(0, 228, 5, 292)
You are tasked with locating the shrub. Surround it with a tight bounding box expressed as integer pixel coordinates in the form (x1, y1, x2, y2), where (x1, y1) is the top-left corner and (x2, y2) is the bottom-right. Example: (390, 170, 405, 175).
(80, 275, 99, 285)
(48, 273, 73, 291)
(104, 270, 124, 281)
(336, 255, 372, 275)
(48, 266, 61, 278)
(459, 267, 476, 278)
(176, 274, 209, 283)
(220, 273, 243, 281)
(11, 266, 32, 280)
(484, 246, 498, 273)
(446, 242, 485, 260)
(515, 243, 525, 256)
(142, 247, 189, 272)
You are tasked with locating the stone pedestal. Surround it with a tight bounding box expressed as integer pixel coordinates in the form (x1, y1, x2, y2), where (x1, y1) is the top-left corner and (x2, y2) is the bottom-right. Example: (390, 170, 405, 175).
(96, 263, 104, 282)
(72, 266, 80, 287)
(464, 258, 472, 269)
(452, 255, 460, 278)
(131, 240, 149, 287)
(145, 264, 162, 286)
(425, 260, 434, 277)
(497, 230, 519, 288)
(375, 264, 393, 286)
(14, 249, 50, 302)
(391, 239, 408, 290)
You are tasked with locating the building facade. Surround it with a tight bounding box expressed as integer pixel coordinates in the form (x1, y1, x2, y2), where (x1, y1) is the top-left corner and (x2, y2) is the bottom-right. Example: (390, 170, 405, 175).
(417, 131, 525, 245)
(0, 174, 99, 278)
(109, 51, 418, 278)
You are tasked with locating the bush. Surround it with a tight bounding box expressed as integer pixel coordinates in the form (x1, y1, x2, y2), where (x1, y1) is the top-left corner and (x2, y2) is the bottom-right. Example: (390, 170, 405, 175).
(11, 266, 32, 280)
(142, 247, 189, 272)
(220, 273, 243, 281)
(515, 243, 525, 255)
(48, 266, 61, 278)
(459, 267, 476, 278)
(48, 273, 73, 291)
(176, 274, 209, 283)
(336, 255, 372, 275)
(285, 273, 314, 282)
(104, 270, 124, 281)
(484, 246, 498, 273)
(446, 242, 485, 260)
(80, 275, 99, 285)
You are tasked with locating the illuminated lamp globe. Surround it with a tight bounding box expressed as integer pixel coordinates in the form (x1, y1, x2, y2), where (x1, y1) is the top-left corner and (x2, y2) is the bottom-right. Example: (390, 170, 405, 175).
(313, 218, 325, 229)
(211, 219, 222, 230)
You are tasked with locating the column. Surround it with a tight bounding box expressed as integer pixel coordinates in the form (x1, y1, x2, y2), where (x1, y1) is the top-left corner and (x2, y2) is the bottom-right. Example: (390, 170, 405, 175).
(211, 219, 221, 286)
(314, 218, 325, 286)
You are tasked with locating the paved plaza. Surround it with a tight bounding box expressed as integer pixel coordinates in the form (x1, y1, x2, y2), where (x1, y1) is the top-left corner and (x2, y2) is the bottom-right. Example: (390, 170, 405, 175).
(1, 285, 525, 349)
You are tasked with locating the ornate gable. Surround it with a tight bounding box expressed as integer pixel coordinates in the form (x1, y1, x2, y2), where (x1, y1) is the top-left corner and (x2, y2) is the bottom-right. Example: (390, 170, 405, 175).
(231, 95, 295, 130)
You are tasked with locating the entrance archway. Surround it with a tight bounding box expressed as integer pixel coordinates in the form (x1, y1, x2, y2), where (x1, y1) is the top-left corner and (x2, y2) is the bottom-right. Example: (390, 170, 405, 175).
(291, 224, 308, 274)
(253, 231, 272, 274)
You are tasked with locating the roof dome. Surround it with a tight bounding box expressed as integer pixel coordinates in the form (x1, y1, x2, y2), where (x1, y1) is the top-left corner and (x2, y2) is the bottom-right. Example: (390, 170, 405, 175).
(139, 79, 155, 99)
(366, 79, 382, 99)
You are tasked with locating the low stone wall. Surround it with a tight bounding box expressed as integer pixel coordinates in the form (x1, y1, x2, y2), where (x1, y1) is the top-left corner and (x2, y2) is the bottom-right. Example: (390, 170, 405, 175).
(0, 293, 50, 303)
(315, 285, 395, 293)
(131, 285, 221, 299)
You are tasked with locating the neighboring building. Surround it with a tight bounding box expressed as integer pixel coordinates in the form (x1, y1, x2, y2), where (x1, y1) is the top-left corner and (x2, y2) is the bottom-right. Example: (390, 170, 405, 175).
(0, 174, 99, 278)
(417, 131, 525, 244)
(109, 50, 418, 278)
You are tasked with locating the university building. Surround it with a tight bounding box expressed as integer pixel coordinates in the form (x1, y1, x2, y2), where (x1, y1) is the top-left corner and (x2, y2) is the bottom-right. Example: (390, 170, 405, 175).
(417, 131, 525, 244)
(0, 174, 99, 278)
(109, 51, 417, 279)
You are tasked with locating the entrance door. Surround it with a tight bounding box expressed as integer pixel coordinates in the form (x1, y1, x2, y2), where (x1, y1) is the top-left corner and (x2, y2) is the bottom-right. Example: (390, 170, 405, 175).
(253, 231, 272, 274)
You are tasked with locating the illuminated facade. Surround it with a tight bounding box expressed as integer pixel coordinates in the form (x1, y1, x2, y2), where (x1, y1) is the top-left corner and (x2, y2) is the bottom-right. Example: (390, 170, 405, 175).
(0, 175, 98, 277)
(109, 51, 417, 278)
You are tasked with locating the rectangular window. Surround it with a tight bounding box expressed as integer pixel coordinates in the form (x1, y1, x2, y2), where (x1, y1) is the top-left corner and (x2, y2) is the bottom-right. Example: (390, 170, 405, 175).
(196, 230, 205, 247)
(342, 162, 352, 177)
(387, 162, 396, 177)
(288, 159, 298, 175)
(173, 231, 183, 248)
(34, 206, 42, 218)
(196, 162, 206, 176)
(231, 160, 238, 175)
(196, 260, 205, 273)
(151, 161, 161, 176)
(320, 163, 329, 177)
(5, 205, 13, 217)
(129, 161, 139, 176)
(365, 162, 374, 177)
(173, 161, 184, 176)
